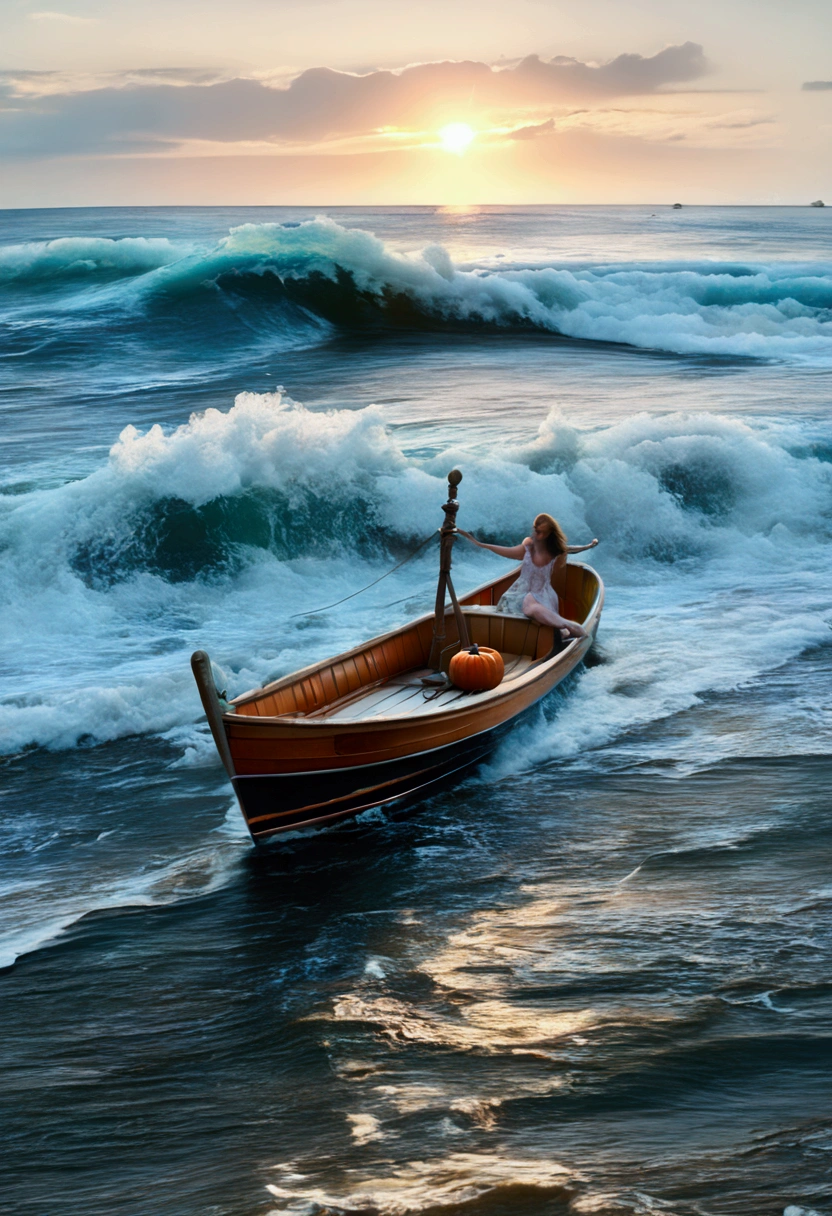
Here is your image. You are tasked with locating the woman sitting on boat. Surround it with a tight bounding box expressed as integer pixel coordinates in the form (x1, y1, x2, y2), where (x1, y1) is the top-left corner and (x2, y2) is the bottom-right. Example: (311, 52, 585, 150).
(460, 514, 598, 639)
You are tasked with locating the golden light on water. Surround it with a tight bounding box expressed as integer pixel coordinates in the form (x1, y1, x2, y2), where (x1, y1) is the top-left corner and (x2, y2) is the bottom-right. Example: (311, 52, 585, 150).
(439, 122, 475, 154)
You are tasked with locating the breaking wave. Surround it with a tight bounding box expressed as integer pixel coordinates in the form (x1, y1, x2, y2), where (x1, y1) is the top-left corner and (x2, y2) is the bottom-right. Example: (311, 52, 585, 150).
(3, 218, 832, 361)
(0, 234, 188, 284)
(1, 388, 831, 757)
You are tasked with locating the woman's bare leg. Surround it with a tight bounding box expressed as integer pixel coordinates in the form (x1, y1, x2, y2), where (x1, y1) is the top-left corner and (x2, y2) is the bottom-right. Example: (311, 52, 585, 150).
(522, 593, 587, 639)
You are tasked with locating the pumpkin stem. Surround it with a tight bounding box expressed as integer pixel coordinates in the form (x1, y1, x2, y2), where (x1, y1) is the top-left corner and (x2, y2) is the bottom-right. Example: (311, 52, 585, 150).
(468, 643, 480, 655)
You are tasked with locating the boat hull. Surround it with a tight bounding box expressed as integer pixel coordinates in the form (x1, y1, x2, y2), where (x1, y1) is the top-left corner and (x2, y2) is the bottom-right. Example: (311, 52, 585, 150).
(232, 727, 501, 839)
(193, 561, 603, 842)
(228, 629, 595, 841)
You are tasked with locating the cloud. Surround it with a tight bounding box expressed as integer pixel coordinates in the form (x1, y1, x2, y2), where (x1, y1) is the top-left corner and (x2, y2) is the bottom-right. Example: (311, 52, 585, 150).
(0, 43, 710, 158)
(511, 43, 708, 97)
(508, 118, 555, 140)
(1, 67, 230, 99)
(28, 10, 97, 23)
(802, 80, 832, 91)
(555, 106, 778, 148)
(709, 115, 773, 129)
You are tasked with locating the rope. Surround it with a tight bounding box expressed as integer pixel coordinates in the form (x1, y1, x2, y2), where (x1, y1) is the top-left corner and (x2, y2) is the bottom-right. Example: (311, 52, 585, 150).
(289, 530, 439, 619)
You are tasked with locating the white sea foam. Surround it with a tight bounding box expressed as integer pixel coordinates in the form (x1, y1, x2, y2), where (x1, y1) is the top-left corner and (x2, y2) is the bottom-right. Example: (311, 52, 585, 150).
(108, 389, 406, 505)
(0, 235, 188, 282)
(1, 391, 830, 765)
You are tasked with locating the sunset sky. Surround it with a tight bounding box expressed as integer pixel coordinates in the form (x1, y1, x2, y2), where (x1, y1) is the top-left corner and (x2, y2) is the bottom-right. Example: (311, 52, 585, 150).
(1, 0, 830, 206)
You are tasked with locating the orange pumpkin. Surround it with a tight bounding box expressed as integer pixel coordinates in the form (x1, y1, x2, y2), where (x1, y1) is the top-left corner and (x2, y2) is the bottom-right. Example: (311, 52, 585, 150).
(449, 643, 504, 692)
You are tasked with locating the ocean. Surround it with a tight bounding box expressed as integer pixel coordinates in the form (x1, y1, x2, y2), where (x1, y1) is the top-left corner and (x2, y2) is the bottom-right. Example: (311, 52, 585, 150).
(1, 204, 830, 1216)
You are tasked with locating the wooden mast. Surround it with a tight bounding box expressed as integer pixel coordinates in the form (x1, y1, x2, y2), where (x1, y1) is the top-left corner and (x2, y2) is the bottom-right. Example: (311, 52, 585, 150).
(428, 469, 471, 668)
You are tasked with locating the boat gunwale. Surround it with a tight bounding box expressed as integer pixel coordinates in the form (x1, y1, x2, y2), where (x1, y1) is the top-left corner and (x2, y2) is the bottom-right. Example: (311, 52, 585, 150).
(229, 564, 528, 708)
(227, 562, 604, 730)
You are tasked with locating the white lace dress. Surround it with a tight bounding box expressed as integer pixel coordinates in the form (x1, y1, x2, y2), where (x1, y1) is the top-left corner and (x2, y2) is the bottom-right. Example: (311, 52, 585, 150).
(496, 543, 561, 617)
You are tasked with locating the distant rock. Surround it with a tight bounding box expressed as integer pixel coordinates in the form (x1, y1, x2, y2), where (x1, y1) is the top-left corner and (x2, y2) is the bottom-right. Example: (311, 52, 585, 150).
(672, 202, 683, 209)
(810, 199, 825, 207)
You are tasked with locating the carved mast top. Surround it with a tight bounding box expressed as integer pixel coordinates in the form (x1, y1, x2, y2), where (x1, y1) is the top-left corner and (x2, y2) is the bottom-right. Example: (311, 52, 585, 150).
(440, 469, 463, 536)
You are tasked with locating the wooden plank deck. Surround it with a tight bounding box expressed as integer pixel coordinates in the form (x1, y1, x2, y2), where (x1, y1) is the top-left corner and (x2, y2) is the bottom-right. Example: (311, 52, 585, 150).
(319, 652, 537, 723)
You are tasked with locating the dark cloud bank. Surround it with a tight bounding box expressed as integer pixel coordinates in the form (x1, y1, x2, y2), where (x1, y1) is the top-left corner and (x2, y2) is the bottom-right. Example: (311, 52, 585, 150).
(0, 42, 708, 157)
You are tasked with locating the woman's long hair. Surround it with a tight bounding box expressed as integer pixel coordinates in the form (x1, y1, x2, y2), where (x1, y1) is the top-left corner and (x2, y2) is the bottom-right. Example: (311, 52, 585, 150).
(534, 513, 567, 557)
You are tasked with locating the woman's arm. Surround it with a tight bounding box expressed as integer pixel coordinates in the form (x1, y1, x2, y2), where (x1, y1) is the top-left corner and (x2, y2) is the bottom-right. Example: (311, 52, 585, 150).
(458, 530, 527, 560)
(566, 539, 599, 554)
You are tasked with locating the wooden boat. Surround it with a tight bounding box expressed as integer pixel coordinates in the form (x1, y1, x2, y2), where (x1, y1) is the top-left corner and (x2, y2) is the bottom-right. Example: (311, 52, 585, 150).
(192, 471, 604, 843)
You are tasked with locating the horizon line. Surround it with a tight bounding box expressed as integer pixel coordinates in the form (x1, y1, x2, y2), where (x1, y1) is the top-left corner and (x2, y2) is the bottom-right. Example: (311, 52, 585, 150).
(0, 201, 827, 212)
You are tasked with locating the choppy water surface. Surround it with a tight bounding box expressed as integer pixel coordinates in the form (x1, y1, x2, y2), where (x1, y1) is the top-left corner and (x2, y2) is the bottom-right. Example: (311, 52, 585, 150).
(1, 205, 831, 1216)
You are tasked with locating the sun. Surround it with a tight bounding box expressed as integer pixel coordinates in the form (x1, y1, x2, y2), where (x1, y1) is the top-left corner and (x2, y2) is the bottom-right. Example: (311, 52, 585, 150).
(439, 123, 475, 155)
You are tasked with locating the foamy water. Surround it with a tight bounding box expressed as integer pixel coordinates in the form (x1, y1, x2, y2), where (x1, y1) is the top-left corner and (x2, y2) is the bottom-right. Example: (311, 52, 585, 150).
(1, 205, 830, 1216)
(3, 213, 832, 362)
